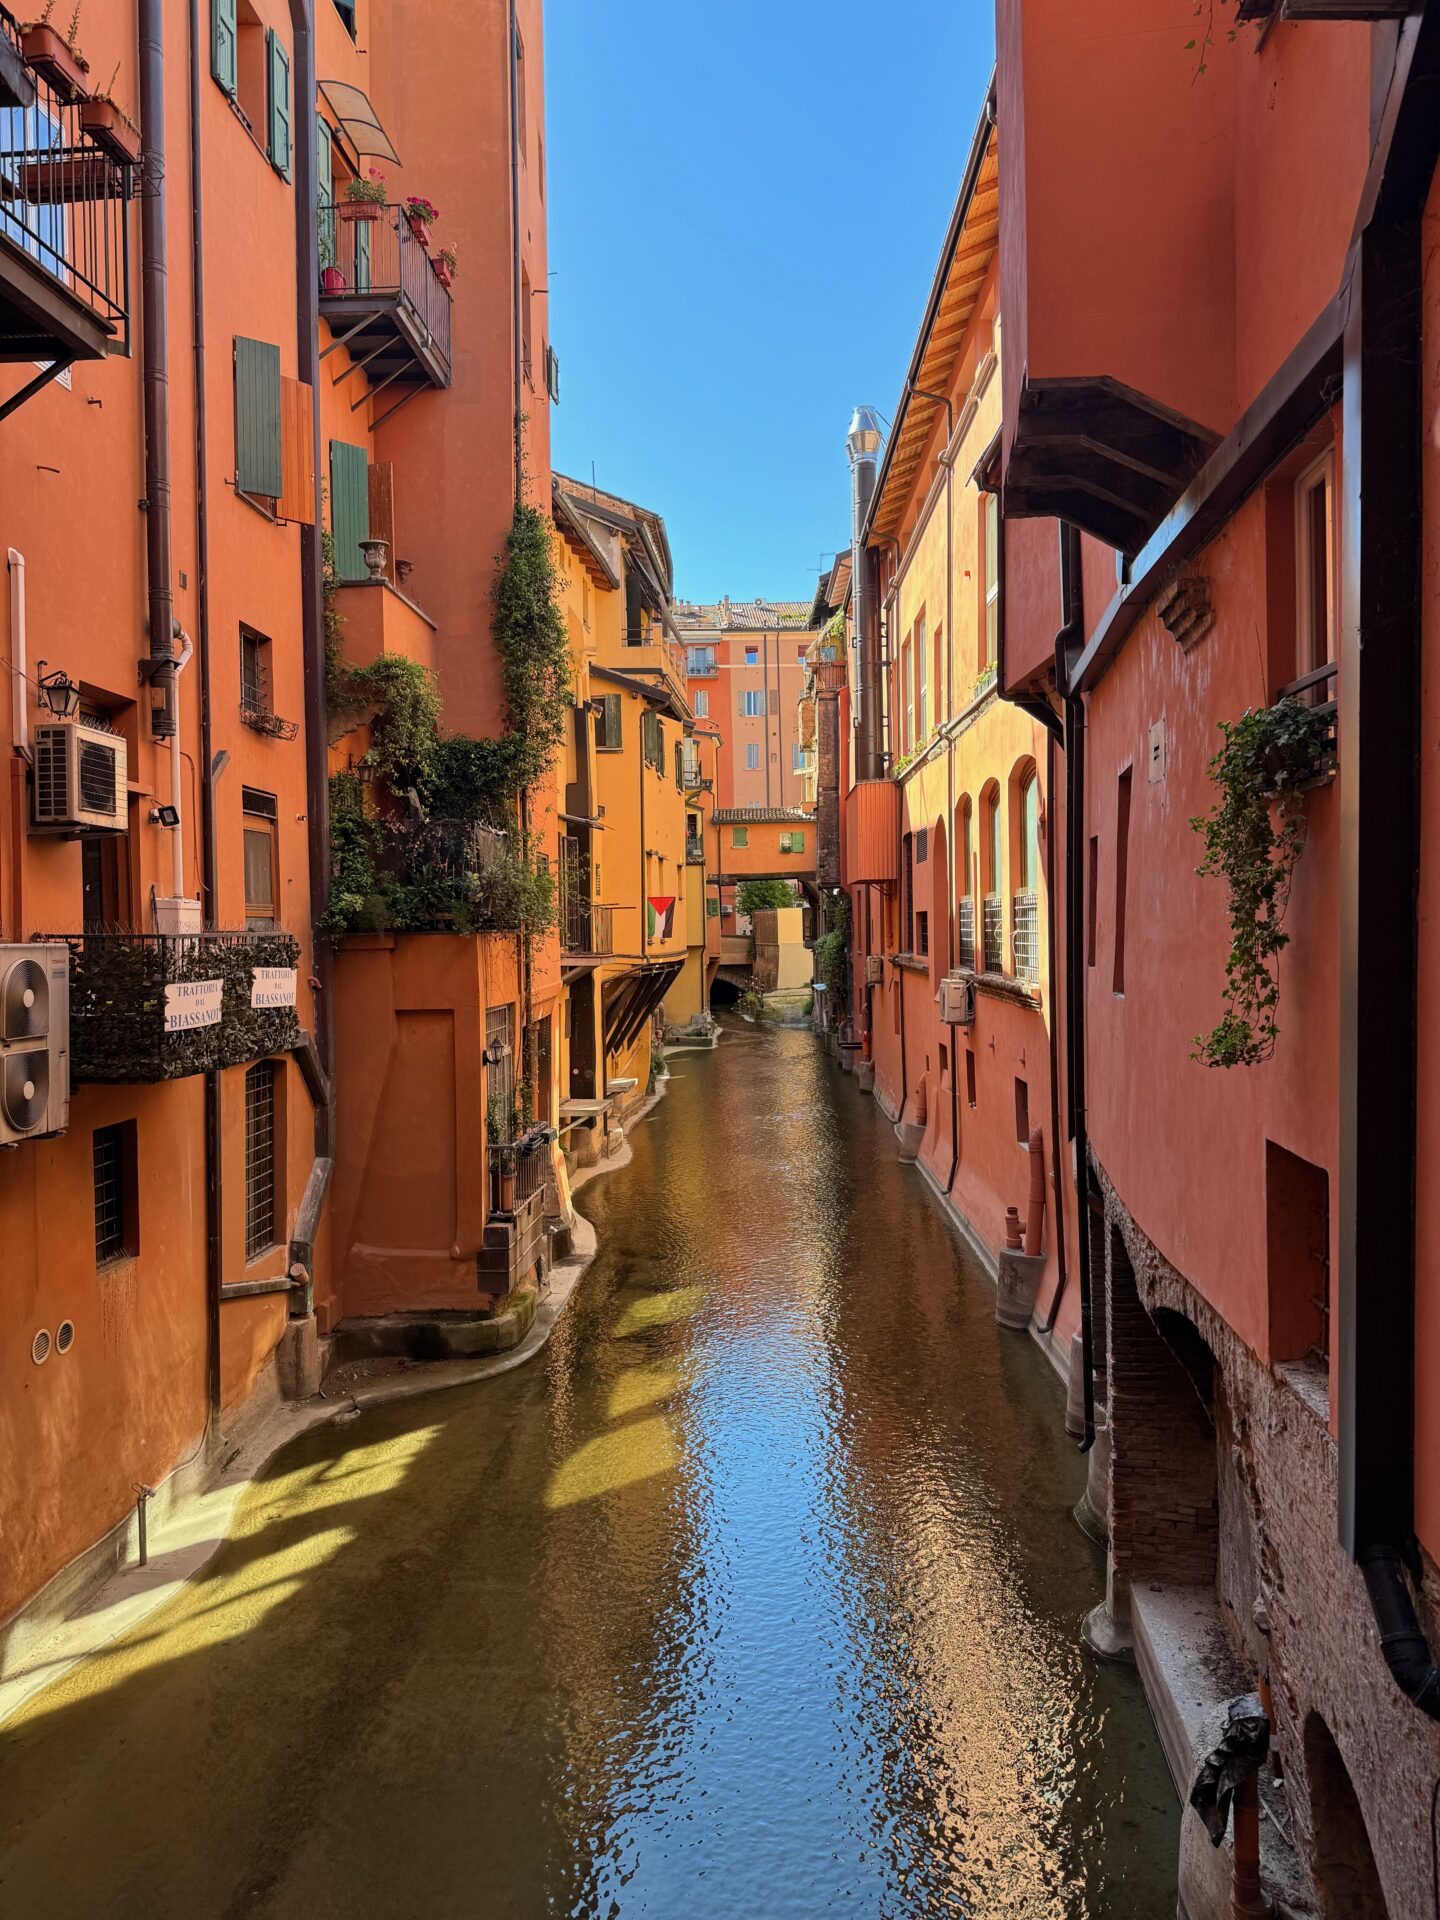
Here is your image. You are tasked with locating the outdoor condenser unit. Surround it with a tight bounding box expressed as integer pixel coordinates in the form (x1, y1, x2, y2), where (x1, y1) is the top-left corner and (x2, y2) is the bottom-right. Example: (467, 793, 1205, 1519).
(0, 944, 69, 1144)
(939, 972, 975, 1027)
(865, 954, 884, 985)
(31, 719, 128, 834)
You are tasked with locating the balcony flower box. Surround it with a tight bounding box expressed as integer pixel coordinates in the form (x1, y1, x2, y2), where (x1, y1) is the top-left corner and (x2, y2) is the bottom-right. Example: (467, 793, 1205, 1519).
(403, 197, 439, 249)
(79, 97, 141, 165)
(58, 930, 301, 1083)
(18, 151, 121, 205)
(339, 199, 380, 224)
(433, 257, 453, 291)
(20, 22, 88, 101)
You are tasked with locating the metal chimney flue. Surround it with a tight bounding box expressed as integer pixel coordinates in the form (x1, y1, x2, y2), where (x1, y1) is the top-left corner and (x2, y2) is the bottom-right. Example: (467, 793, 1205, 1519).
(847, 406, 884, 782)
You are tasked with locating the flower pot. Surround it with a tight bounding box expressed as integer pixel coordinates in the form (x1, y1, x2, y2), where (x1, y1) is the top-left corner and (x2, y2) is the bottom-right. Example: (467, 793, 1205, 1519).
(339, 200, 381, 223)
(434, 260, 454, 291)
(21, 23, 89, 100)
(405, 214, 431, 249)
(358, 537, 390, 581)
(17, 154, 117, 205)
(79, 98, 141, 165)
(320, 266, 346, 294)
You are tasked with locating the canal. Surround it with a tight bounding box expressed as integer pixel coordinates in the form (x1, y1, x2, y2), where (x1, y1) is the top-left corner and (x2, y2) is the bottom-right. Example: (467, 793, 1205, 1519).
(0, 1020, 1177, 1918)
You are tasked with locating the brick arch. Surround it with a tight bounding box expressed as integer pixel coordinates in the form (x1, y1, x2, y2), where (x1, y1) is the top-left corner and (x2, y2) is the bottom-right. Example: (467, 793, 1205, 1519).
(1301, 1714, 1388, 1919)
(1105, 1222, 1219, 1627)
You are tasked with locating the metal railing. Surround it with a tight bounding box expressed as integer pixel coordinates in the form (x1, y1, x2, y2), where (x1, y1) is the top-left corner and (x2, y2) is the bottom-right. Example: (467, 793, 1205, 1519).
(685, 833, 705, 865)
(0, 9, 134, 343)
(381, 817, 508, 885)
(318, 200, 452, 373)
(1012, 890, 1039, 984)
(1276, 660, 1339, 777)
(559, 838, 612, 955)
(957, 896, 976, 972)
(488, 1124, 552, 1215)
(982, 893, 1004, 973)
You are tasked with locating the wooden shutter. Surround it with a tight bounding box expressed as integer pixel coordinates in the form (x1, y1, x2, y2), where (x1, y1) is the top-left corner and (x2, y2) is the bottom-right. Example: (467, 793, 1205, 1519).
(330, 441, 369, 581)
(602, 693, 621, 749)
(211, 0, 237, 94)
(277, 377, 315, 525)
(368, 462, 395, 580)
(234, 337, 282, 499)
(267, 29, 291, 179)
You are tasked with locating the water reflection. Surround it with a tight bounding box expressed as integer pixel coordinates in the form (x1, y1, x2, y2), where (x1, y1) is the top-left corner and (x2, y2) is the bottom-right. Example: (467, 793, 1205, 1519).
(0, 1020, 1175, 1920)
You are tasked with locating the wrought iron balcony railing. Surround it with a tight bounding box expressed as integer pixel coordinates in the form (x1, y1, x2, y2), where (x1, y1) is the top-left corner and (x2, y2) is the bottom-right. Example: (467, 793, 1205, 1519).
(0, 8, 135, 371)
(46, 930, 300, 1082)
(1012, 890, 1039, 984)
(685, 834, 705, 865)
(982, 893, 1004, 974)
(957, 896, 976, 972)
(488, 1123, 553, 1215)
(318, 200, 452, 401)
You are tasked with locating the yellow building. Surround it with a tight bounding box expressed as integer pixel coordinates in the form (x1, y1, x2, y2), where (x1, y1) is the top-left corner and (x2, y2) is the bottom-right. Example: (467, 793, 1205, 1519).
(553, 479, 690, 1153)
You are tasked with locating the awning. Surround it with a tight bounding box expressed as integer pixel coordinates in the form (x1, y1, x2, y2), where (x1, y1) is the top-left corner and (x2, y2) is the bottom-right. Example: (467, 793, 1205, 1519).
(318, 81, 402, 166)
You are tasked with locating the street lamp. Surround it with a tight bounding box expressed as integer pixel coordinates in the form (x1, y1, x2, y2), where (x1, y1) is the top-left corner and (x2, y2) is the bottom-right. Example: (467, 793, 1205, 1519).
(35, 662, 80, 719)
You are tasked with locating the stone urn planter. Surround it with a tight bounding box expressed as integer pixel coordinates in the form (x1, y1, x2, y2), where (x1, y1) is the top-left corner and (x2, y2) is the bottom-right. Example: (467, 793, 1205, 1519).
(358, 537, 390, 580)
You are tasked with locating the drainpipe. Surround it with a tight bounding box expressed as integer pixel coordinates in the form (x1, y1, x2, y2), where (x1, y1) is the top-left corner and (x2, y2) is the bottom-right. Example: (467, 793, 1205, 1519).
(8, 549, 27, 762)
(167, 626, 193, 898)
(848, 407, 884, 783)
(508, 0, 524, 506)
(1038, 724, 1070, 1334)
(139, 0, 176, 744)
(1056, 523, 1093, 1449)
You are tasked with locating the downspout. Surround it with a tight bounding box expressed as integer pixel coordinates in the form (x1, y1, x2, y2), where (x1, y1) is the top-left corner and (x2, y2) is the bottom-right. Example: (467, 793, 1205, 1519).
(139, 0, 177, 743)
(188, 0, 223, 1423)
(167, 627, 193, 899)
(508, 0, 524, 506)
(7, 549, 27, 935)
(1058, 524, 1093, 1448)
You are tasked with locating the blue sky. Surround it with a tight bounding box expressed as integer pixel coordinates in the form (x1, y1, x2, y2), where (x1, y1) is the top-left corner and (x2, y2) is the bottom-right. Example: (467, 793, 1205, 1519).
(545, 1, 996, 608)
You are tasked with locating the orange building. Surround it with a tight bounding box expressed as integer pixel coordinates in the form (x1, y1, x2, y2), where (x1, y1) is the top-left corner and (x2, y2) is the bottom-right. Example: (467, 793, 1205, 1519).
(0, 0, 557, 1634)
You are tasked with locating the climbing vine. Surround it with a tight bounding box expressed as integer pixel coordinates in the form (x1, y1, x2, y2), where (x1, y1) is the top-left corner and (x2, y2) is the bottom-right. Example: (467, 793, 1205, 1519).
(812, 893, 850, 1001)
(491, 499, 574, 798)
(1189, 697, 1332, 1068)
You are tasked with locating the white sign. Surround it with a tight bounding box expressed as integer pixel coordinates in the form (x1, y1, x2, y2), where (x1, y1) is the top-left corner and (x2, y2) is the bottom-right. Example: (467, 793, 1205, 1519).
(251, 966, 297, 1010)
(164, 978, 224, 1032)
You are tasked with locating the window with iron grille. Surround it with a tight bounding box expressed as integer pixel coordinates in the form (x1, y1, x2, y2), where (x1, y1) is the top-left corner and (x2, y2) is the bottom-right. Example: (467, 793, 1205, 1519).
(982, 894, 1004, 972)
(957, 897, 976, 972)
(1013, 891, 1039, 983)
(93, 1122, 137, 1265)
(244, 1062, 278, 1259)
(240, 626, 272, 716)
(902, 833, 914, 953)
(916, 910, 929, 958)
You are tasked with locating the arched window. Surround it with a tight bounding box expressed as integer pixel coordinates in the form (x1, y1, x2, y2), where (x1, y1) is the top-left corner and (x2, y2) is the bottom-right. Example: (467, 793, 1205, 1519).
(957, 796, 975, 969)
(982, 784, 1003, 970)
(1011, 761, 1039, 982)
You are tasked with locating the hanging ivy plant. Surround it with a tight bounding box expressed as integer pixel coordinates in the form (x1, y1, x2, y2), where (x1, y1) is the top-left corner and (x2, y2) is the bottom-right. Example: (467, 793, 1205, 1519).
(491, 499, 574, 799)
(1189, 697, 1332, 1068)
(813, 893, 850, 1000)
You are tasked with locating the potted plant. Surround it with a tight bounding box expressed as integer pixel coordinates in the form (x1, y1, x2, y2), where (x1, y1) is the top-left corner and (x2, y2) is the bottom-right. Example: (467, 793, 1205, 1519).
(487, 1091, 519, 1212)
(434, 244, 457, 291)
(402, 194, 439, 248)
(21, 2, 89, 100)
(341, 167, 387, 223)
(79, 68, 140, 163)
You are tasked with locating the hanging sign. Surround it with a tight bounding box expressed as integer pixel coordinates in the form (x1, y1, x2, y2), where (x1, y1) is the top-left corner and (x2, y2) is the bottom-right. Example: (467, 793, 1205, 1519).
(251, 966, 298, 1010)
(164, 978, 224, 1031)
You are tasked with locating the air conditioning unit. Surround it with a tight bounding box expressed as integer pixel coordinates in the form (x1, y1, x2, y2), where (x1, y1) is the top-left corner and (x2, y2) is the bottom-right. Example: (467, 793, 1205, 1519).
(0, 944, 69, 1145)
(939, 972, 975, 1027)
(865, 954, 884, 985)
(31, 720, 128, 834)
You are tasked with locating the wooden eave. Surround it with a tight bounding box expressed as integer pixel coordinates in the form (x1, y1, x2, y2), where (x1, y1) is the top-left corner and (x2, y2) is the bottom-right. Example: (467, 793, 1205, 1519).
(868, 115, 999, 547)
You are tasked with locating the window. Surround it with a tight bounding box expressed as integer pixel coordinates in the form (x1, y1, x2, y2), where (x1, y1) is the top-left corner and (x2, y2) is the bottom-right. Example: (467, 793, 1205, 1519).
(93, 1122, 138, 1265)
(694, 689, 709, 718)
(545, 345, 561, 405)
(965, 1048, 977, 1109)
(331, 0, 357, 38)
(1113, 767, 1133, 995)
(215, 0, 274, 150)
(1015, 768, 1039, 980)
(82, 833, 128, 932)
(916, 616, 928, 741)
(745, 646, 759, 666)
(1266, 1143, 1331, 1368)
(745, 742, 760, 771)
(674, 741, 684, 791)
(1015, 1077, 1030, 1144)
(916, 828, 928, 864)
(212, 0, 238, 94)
(741, 689, 763, 717)
(780, 831, 805, 854)
(792, 742, 805, 771)
(242, 787, 278, 929)
(1087, 834, 1099, 969)
(244, 1062, 279, 1259)
(902, 638, 914, 749)
(594, 692, 622, 751)
(731, 826, 749, 848)
(687, 646, 716, 675)
(983, 492, 999, 668)
(903, 832, 915, 952)
(917, 910, 929, 957)
(1295, 450, 1337, 699)
(240, 626, 272, 718)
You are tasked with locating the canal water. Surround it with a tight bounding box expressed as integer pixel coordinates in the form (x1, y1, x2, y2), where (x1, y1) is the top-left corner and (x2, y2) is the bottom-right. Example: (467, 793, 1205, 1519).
(0, 1020, 1177, 1919)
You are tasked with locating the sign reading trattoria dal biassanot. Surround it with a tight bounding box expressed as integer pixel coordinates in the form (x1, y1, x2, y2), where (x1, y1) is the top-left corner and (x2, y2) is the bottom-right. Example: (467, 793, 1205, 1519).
(164, 978, 224, 1032)
(250, 967, 297, 1010)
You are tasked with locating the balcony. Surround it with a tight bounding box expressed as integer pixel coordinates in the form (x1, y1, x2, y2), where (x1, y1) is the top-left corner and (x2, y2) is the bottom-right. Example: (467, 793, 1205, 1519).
(53, 931, 300, 1083)
(318, 202, 452, 414)
(844, 779, 899, 886)
(685, 834, 705, 865)
(0, 10, 134, 396)
(559, 836, 613, 965)
(487, 1124, 552, 1216)
(329, 577, 437, 676)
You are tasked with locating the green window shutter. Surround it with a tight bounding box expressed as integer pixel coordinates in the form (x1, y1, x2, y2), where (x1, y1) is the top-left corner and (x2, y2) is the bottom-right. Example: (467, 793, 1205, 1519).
(211, 0, 237, 95)
(267, 29, 292, 179)
(354, 215, 371, 292)
(791, 832, 804, 853)
(732, 827, 748, 849)
(234, 336, 282, 498)
(329, 440, 370, 581)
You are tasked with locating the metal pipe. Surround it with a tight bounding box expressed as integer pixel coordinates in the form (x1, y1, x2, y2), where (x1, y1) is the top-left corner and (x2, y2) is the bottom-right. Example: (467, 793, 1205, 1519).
(138, 0, 176, 740)
(1039, 725, 1070, 1332)
(167, 626, 193, 899)
(848, 407, 884, 782)
(1359, 1548, 1440, 1720)
(8, 548, 27, 762)
(508, 0, 524, 504)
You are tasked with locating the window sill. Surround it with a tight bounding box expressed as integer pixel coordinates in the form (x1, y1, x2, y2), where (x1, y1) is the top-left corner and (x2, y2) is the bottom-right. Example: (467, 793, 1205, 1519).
(221, 1270, 293, 1301)
(892, 953, 929, 975)
(970, 969, 1042, 1011)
